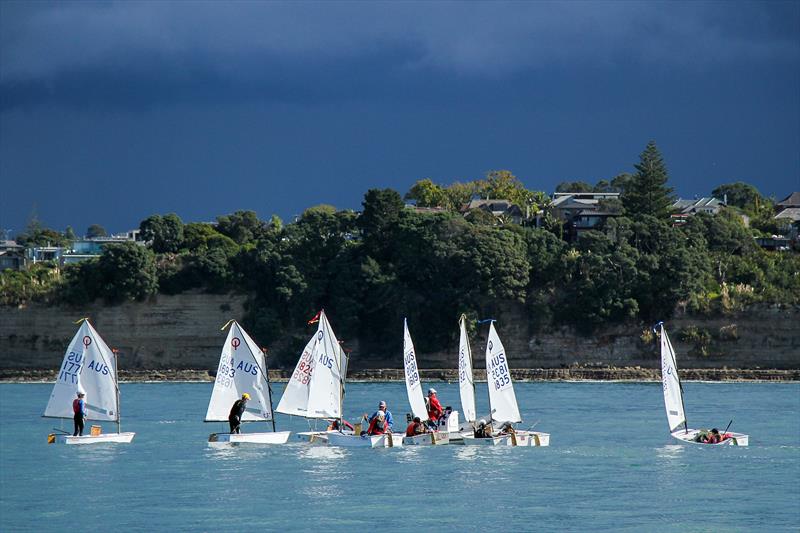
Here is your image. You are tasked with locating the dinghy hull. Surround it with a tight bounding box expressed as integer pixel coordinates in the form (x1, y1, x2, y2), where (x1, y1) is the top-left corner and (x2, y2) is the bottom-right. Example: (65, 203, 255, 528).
(48, 432, 136, 445)
(670, 429, 749, 446)
(402, 431, 449, 446)
(208, 431, 291, 444)
(327, 432, 404, 448)
(462, 431, 550, 447)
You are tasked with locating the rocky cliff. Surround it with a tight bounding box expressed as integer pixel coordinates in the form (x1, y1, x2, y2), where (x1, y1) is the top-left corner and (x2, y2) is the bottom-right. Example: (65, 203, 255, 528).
(1, 294, 798, 371)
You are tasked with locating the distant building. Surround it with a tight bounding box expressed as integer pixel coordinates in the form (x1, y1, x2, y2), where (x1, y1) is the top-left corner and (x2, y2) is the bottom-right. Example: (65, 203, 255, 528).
(548, 192, 621, 240)
(775, 191, 800, 210)
(670, 197, 726, 225)
(27, 246, 62, 264)
(0, 241, 26, 271)
(461, 199, 525, 225)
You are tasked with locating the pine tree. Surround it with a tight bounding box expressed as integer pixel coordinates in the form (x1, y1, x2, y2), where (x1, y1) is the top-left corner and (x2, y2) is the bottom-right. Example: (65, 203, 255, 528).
(621, 141, 674, 219)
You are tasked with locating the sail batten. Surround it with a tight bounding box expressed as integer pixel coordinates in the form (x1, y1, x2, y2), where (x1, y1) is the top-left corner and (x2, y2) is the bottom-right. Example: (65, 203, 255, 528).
(43, 321, 119, 422)
(458, 316, 477, 423)
(660, 324, 687, 433)
(205, 322, 273, 422)
(485, 322, 521, 424)
(403, 319, 429, 420)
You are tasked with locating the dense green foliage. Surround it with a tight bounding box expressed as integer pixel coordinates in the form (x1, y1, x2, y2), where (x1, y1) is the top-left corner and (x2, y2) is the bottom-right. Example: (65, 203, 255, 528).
(3, 142, 798, 359)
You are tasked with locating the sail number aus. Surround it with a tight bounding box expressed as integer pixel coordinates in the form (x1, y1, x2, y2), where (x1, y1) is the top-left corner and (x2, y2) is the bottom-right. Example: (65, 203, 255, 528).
(404, 350, 419, 386)
(292, 350, 314, 385)
(488, 353, 510, 391)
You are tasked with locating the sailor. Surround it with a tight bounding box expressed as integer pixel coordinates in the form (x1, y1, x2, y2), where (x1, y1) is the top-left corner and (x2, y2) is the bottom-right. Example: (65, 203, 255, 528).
(426, 388, 444, 427)
(405, 416, 428, 437)
(228, 393, 250, 434)
(497, 421, 516, 435)
(707, 428, 722, 444)
(474, 419, 492, 438)
(328, 418, 355, 432)
(367, 411, 388, 435)
(72, 391, 87, 436)
(364, 401, 393, 431)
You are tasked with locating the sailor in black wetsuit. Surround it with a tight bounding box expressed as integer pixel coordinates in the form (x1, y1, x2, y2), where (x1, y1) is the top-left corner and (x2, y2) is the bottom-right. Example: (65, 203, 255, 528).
(228, 393, 250, 433)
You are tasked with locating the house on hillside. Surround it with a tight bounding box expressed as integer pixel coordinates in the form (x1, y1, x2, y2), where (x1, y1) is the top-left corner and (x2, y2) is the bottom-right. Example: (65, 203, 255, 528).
(461, 199, 525, 225)
(670, 197, 726, 226)
(0, 241, 26, 271)
(547, 192, 621, 241)
(776, 191, 800, 210)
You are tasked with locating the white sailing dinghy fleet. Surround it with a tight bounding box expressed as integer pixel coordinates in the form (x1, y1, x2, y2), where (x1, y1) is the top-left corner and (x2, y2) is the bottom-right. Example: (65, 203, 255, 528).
(659, 323, 749, 446)
(205, 320, 290, 444)
(45, 319, 135, 445)
(462, 320, 550, 447)
(41, 314, 751, 449)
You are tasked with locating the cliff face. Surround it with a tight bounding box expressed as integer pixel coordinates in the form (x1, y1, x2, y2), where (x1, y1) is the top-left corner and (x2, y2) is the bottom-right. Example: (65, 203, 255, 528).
(1, 294, 798, 370)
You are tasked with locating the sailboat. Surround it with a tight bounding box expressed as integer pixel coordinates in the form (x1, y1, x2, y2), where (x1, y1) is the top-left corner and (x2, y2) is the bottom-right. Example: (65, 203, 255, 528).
(449, 314, 477, 443)
(401, 319, 449, 445)
(206, 320, 290, 444)
(462, 320, 550, 447)
(276, 310, 353, 445)
(659, 323, 749, 446)
(45, 319, 135, 445)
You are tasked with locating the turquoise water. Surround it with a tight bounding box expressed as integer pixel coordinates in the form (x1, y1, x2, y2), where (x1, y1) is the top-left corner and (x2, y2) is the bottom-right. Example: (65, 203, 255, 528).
(1, 382, 798, 532)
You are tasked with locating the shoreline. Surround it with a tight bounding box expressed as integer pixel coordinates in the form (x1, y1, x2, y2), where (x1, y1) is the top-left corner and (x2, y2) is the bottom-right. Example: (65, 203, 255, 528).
(1, 367, 798, 383)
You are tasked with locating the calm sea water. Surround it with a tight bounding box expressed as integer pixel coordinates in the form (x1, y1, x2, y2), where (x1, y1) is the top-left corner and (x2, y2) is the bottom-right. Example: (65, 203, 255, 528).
(1, 381, 798, 532)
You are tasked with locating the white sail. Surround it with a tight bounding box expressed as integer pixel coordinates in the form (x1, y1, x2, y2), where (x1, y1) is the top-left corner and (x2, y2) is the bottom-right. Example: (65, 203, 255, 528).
(458, 316, 477, 423)
(660, 324, 686, 433)
(485, 322, 521, 424)
(44, 320, 119, 422)
(205, 322, 273, 422)
(403, 319, 429, 420)
(275, 310, 345, 419)
(305, 311, 343, 419)
(275, 332, 317, 417)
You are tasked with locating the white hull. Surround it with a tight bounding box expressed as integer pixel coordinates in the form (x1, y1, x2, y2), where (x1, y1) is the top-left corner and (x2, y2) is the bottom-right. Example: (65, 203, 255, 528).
(49, 432, 135, 445)
(208, 431, 291, 444)
(402, 431, 450, 446)
(295, 431, 330, 444)
(670, 428, 749, 446)
(462, 431, 550, 447)
(326, 432, 404, 448)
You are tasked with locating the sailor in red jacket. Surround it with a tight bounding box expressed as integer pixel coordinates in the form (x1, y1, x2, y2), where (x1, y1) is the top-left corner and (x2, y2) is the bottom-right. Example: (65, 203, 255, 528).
(366, 411, 388, 435)
(426, 388, 444, 426)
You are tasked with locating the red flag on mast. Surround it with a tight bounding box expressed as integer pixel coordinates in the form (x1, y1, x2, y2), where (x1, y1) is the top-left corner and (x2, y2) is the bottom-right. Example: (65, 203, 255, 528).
(307, 311, 321, 325)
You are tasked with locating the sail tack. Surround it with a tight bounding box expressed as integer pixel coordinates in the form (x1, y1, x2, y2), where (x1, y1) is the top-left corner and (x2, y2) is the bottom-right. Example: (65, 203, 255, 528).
(660, 325, 686, 433)
(276, 311, 343, 419)
(458, 316, 477, 423)
(44, 321, 119, 421)
(205, 322, 273, 422)
(485, 322, 521, 424)
(403, 319, 429, 420)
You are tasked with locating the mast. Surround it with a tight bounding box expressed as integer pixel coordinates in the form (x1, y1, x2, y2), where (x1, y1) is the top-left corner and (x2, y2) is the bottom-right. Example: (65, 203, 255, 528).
(262, 347, 277, 432)
(112, 348, 121, 434)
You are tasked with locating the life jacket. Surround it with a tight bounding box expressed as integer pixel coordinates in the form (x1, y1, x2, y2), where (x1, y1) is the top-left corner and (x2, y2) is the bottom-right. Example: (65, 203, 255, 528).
(405, 423, 417, 437)
(73, 399, 83, 415)
(368, 417, 386, 435)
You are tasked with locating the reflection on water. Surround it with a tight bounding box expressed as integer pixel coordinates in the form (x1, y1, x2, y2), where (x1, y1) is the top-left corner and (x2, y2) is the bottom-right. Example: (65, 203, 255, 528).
(655, 444, 686, 459)
(298, 444, 348, 462)
(454, 445, 479, 462)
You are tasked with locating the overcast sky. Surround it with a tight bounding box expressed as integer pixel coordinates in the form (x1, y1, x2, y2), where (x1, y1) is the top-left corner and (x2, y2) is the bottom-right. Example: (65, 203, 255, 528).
(1, 0, 798, 235)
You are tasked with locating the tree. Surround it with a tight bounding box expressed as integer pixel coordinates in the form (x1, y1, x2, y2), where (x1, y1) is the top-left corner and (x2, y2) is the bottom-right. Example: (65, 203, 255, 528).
(95, 242, 158, 302)
(64, 226, 77, 240)
(621, 141, 674, 219)
(86, 224, 107, 238)
(216, 211, 265, 244)
(359, 189, 404, 261)
(140, 214, 184, 253)
(405, 179, 451, 208)
(712, 182, 762, 210)
(556, 181, 592, 193)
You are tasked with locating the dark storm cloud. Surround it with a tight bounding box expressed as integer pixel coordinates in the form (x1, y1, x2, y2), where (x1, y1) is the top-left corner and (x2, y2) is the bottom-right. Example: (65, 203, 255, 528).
(2, 1, 798, 109)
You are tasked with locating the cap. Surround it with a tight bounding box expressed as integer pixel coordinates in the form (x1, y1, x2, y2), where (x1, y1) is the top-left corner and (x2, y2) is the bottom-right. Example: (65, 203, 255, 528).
(379, 401, 387, 408)
(242, 393, 251, 400)
(478, 419, 486, 426)
(427, 388, 437, 395)
(77, 391, 85, 397)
